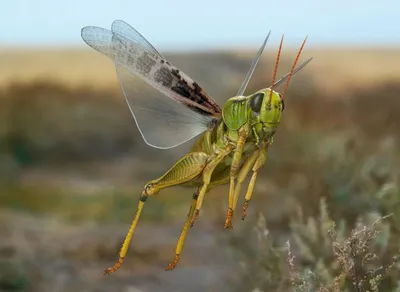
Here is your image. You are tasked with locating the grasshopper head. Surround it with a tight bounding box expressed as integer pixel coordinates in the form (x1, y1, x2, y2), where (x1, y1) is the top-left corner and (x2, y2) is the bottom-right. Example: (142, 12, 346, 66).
(249, 88, 283, 129)
(248, 34, 308, 132)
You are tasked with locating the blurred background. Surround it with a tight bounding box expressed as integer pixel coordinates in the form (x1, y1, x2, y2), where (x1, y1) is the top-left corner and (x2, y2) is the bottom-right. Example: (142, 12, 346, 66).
(1, 1, 400, 291)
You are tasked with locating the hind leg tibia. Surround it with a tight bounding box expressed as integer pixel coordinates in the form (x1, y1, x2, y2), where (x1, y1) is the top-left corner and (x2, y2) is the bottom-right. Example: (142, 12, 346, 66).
(103, 152, 208, 275)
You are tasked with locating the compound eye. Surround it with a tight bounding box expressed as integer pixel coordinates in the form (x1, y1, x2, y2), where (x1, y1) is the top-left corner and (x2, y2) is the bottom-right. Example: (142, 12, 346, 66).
(278, 93, 285, 112)
(250, 93, 264, 113)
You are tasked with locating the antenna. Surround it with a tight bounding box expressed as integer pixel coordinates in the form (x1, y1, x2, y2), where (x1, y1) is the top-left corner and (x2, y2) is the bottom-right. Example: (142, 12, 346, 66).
(281, 36, 308, 100)
(272, 57, 313, 88)
(268, 35, 284, 105)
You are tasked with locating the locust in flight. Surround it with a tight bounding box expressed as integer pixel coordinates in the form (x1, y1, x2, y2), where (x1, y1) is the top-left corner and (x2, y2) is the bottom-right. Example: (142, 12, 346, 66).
(81, 20, 312, 275)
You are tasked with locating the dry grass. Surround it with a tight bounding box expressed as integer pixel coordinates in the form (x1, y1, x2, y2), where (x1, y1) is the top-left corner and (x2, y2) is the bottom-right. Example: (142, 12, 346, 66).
(0, 48, 118, 90)
(1, 46, 400, 94)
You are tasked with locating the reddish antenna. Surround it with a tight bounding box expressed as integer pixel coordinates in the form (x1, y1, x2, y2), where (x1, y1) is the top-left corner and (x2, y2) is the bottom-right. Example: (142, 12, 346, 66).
(268, 35, 284, 105)
(281, 36, 308, 100)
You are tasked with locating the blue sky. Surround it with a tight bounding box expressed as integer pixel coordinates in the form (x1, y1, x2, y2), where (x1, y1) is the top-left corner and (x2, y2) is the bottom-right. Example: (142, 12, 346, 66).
(1, 0, 398, 50)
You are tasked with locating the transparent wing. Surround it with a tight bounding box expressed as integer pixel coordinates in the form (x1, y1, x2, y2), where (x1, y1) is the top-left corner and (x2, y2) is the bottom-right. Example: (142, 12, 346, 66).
(81, 26, 221, 116)
(81, 25, 219, 149)
(111, 20, 164, 58)
(272, 57, 313, 88)
(116, 65, 211, 149)
(236, 31, 271, 96)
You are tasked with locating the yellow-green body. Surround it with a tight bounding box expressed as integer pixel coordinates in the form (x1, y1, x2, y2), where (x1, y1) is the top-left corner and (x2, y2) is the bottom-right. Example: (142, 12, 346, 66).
(81, 20, 310, 276)
(188, 88, 282, 186)
(103, 88, 283, 275)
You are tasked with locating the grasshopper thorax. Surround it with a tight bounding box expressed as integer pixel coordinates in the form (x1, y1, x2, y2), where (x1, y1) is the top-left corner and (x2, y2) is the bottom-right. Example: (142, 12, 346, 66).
(221, 88, 283, 139)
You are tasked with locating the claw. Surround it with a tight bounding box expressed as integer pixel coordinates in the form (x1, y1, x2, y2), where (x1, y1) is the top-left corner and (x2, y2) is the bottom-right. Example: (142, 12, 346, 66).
(241, 200, 249, 220)
(165, 254, 180, 271)
(224, 208, 233, 229)
(103, 258, 124, 275)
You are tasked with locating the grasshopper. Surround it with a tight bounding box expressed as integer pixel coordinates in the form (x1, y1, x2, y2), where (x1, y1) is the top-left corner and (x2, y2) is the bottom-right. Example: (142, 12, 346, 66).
(81, 20, 312, 275)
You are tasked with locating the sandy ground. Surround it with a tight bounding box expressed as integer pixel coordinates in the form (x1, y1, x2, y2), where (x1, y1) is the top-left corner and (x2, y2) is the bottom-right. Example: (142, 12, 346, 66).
(0, 208, 236, 292)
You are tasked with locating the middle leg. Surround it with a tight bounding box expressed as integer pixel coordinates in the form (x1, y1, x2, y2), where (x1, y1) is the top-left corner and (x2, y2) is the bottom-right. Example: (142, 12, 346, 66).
(231, 149, 260, 217)
(241, 142, 269, 220)
(225, 128, 248, 229)
(190, 144, 233, 227)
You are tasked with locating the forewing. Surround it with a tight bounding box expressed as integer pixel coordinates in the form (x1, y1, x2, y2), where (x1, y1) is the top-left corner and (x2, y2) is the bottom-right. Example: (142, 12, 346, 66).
(81, 25, 220, 149)
(81, 26, 221, 117)
(236, 31, 271, 96)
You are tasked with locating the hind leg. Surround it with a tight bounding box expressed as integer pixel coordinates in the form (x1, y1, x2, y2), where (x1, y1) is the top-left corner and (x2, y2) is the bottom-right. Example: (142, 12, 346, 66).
(165, 166, 232, 271)
(103, 152, 209, 275)
(165, 188, 199, 270)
